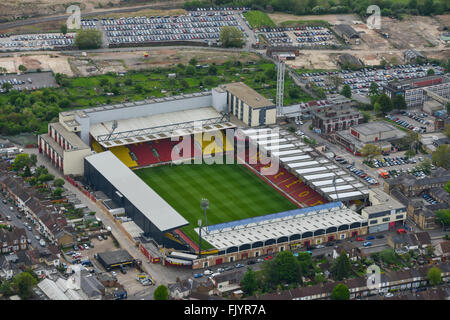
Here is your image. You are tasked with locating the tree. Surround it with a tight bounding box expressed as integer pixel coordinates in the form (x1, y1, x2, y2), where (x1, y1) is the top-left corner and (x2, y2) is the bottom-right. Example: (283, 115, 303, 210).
(12, 153, 31, 171)
(435, 209, 450, 227)
(314, 273, 325, 284)
(369, 81, 379, 96)
(29, 154, 37, 166)
(376, 94, 393, 114)
(188, 58, 197, 66)
(360, 144, 381, 161)
(219, 26, 245, 48)
(380, 249, 398, 265)
(12, 272, 37, 299)
(427, 267, 442, 286)
(60, 24, 68, 35)
(373, 102, 382, 115)
(2, 82, 12, 93)
(331, 283, 350, 300)
(208, 64, 217, 75)
(445, 181, 450, 194)
(404, 149, 416, 159)
(415, 158, 432, 174)
(392, 94, 407, 110)
(52, 187, 64, 198)
(328, 74, 342, 90)
(340, 84, 352, 98)
(38, 173, 54, 183)
(74, 29, 102, 49)
(432, 145, 450, 169)
(427, 68, 435, 76)
(18, 65, 27, 72)
(404, 131, 420, 153)
(266, 250, 302, 286)
(185, 65, 196, 76)
(241, 268, 258, 295)
(53, 178, 65, 188)
(297, 252, 314, 277)
(153, 284, 169, 300)
(23, 165, 32, 177)
(331, 251, 351, 280)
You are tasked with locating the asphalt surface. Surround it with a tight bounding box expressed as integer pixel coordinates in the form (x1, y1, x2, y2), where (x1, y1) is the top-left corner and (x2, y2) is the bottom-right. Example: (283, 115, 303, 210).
(0, 191, 41, 249)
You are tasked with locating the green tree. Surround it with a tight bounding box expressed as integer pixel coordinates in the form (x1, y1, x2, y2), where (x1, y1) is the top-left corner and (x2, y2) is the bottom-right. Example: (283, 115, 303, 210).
(331, 251, 351, 280)
(74, 29, 102, 49)
(360, 144, 381, 161)
(405, 149, 416, 159)
(380, 249, 398, 265)
(53, 178, 65, 187)
(432, 145, 450, 169)
(328, 74, 342, 90)
(52, 187, 64, 198)
(208, 64, 217, 75)
(38, 173, 54, 183)
(219, 26, 245, 48)
(392, 94, 407, 110)
(415, 158, 432, 174)
(241, 268, 258, 295)
(427, 267, 442, 286)
(427, 68, 435, 76)
(2, 82, 12, 93)
(60, 24, 68, 35)
(314, 273, 325, 284)
(331, 283, 350, 300)
(153, 284, 169, 300)
(376, 94, 393, 114)
(340, 84, 352, 98)
(404, 131, 420, 153)
(185, 65, 196, 76)
(12, 272, 37, 299)
(23, 165, 32, 177)
(188, 58, 197, 66)
(18, 65, 27, 72)
(12, 153, 31, 171)
(266, 250, 302, 285)
(444, 181, 450, 194)
(369, 81, 379, 96)
(297, 252, 314, 277)
(435, 209, 450, 227)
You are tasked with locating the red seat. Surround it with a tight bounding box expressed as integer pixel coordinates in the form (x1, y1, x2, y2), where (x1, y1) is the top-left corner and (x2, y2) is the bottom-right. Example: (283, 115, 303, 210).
(129, 142, 159, 166)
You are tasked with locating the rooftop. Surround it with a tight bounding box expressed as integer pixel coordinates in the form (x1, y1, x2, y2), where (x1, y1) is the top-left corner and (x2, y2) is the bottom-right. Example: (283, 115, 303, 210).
(85, 151, 189, 232)
(220, 82, 274, 109)
(49, 122, 89, 150)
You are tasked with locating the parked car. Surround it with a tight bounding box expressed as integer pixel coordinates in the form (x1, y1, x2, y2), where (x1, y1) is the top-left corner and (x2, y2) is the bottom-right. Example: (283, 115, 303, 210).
(264, 255, 273, 260)
(224, 265, 233, 271)
(203, 269, 213, 275)
(363, 242, 372, 247)
(235, 263, 245, 268)
(193, 273, 203, 278)
(247, 260, 256, 265)
(97, 235, 103, 241)
(385, 292, 394, 298)
(376, 235, 384, 239)
(367, 236, 375, 240)
(356, 237, 364, 241)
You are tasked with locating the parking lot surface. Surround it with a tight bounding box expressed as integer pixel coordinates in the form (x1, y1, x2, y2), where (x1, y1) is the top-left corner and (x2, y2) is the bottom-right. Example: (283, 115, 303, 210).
(300, 64, 445, 96)
(0, 33, 75, 52)
(256, 26, 340, 48)
(0, 71, 57, 92)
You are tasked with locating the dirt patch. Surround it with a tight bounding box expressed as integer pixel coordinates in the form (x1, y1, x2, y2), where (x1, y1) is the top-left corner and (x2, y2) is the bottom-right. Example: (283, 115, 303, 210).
(0, 53, 73, 75)
(286, 51, 339, 70)
(381, 16, 445, 50)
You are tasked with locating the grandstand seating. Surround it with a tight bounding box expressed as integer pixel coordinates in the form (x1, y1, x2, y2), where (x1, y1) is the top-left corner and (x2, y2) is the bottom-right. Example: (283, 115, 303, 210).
(109, 145, 138, 167)
(129, 142, 160, 166)
(244, 149, 327, 207)
(152, 139, 174, 163)
(195, 133, 223, 155)
(91, 140, 104, 153)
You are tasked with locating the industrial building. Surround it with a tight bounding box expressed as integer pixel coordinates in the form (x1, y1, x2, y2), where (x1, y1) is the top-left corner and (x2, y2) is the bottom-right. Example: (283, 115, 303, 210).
(361, 189, 406, 233)
(335, 122, 406, 154)
(382, 75, 450, 109)
(333, 24, 360, 44)
(95, 250, 135, 271)
(220, 82, 277, 127)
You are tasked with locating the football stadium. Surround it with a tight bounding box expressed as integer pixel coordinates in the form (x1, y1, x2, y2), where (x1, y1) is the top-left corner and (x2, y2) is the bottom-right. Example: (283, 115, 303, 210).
(39, 82, 369, 269)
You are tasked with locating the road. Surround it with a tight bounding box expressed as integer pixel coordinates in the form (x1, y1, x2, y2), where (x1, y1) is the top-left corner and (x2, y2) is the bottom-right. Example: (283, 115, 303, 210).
(0, 192, 41, 249)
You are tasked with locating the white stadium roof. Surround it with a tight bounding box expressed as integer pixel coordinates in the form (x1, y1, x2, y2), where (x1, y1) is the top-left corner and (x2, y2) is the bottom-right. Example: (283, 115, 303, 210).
(85, 151, 189, 232)
(91, 107, 235, 148)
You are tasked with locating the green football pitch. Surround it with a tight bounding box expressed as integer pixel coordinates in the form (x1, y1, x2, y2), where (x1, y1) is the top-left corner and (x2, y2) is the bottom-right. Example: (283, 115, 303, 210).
(134, 163, 298, 249)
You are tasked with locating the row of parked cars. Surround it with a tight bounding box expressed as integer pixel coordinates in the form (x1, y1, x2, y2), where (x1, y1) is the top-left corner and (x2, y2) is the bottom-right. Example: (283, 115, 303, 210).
(401, 111, 431, 126)
(372, 156, 417, 168)
(302, 64, 443, 97)
(346, 164, 378, 185)
(422, 193, 438, 205)
(385, 115, 427, 133)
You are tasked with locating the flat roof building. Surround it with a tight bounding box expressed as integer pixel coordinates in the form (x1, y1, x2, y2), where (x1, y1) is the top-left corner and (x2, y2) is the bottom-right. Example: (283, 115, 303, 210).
(95, 250, 134, 271)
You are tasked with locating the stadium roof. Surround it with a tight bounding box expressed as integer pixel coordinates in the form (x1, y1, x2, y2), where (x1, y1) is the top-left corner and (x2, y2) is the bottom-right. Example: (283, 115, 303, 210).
(90, 107, 235, 148)
(247, 127, 370, 202)
(85, 151, 189, 232)
(198, 202, 367, 250)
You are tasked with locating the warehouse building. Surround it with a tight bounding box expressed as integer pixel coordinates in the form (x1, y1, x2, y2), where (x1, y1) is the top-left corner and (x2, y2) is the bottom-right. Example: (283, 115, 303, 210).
(361, 189, 406, 233)
(333, 24, 360, 44)
(95, 250, 134, 271)
(335, 121, 406, 154)
(220, 82, 277, 127)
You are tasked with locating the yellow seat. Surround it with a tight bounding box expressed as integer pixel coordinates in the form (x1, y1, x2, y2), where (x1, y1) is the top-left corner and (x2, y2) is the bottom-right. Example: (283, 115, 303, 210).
(109, 145, 138, 167)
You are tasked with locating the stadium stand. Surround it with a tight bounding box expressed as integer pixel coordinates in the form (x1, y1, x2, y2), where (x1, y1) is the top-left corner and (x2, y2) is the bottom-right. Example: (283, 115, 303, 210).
(152, 139, 174, 163)
(128, 142, 160, 166)
(109, 145, 138, 168)
(91, 140, 104, 153)
(195, 132, 223, 155)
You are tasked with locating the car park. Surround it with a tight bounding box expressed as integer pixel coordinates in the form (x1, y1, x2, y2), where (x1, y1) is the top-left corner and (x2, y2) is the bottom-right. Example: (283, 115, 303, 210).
(224, 265, 233, 271)
(204, 269, 213, 275)
(363, 241, 372, 247)
(235, 263, 245, 268)
(217, 267, 225, 273)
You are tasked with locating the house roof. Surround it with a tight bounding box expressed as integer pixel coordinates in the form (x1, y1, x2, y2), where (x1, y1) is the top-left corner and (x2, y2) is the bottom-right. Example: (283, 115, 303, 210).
(440, 241, 450, 255)
(334, 24, 360, 38)
(219, 82, 274, 109)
